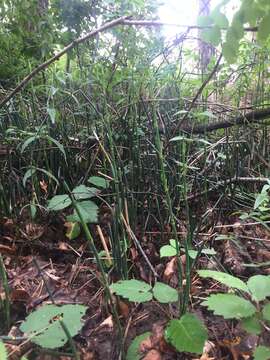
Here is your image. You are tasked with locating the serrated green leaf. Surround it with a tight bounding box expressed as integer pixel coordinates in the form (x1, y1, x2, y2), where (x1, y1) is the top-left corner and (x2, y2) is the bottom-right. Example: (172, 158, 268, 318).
(165, 313, 208, 354)
(258, 13, 270, 42)
(262, 302, 270, 322)
(202, 294, 256, 319)
(66, 200, 98, 224)
(0, 341, 7, 360)
(88, 176, 109, 189)
(126, 332, 151, 360)
(247, 275, 270, 302)
(47, 194, 71, 211)
(20, 304, 87, 349)
(254, 346, 270, 360)
(152, 282, 178, 303)
(197, 270, 249, 292)
(110, 280, 152, 303)
(201, 25, 221, 46)
(160, 245, 177, 257)
(72, 185, 99, 200)
(241, 315, 262, 335)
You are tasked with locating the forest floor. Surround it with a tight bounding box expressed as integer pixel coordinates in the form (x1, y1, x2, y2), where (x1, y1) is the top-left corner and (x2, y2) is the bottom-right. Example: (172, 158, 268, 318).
(0, 203, 270, 360)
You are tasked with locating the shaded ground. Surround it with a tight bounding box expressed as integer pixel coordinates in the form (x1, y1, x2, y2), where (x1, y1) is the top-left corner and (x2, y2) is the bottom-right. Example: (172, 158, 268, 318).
(0, 208, 270, 359)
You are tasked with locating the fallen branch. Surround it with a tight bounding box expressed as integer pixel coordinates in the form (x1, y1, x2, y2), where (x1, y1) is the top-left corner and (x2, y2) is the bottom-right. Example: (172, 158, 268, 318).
(186, 176, 269, 202)
(179, 107, 270, 134)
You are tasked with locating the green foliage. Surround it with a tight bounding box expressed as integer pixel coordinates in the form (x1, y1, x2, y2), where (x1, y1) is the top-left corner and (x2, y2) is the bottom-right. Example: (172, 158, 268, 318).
(152, 282, 178, 303)
(47, 184, 100, 224)
(202, 293, 256, 319)
(198, 0, 270, 63)
(197, 270, 249, 292)
(198, 270, 270, 357)
(126, 332, 151, 360)
(0, 341, 7, 360)
(165, 313, 208, 355)
(110, 280, 152, 302)
(88, 176, 109, 189)
(48, 194, 72, 211)
(247, 275, 270, 302)
(241, 315, 262, 335)
(160, 241, 216, 259)
(262, 302, 270, 322)
(66, 200, 99, 223)
(110, 280, 178, 303)
(254, 346, 270, 360)
(20, 304, 87, 349)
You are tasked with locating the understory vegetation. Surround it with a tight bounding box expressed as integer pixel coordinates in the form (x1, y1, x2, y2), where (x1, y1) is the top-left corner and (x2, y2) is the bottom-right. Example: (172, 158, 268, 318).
(0, 0, 270, 359)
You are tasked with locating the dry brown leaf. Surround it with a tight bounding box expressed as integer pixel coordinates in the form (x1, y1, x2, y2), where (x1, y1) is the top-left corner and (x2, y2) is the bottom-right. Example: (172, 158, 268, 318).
(100, 315, 114, 328)
(142, 349, 162, 360)
(163, 257, 176, 281)
(118, 300, 129, 318)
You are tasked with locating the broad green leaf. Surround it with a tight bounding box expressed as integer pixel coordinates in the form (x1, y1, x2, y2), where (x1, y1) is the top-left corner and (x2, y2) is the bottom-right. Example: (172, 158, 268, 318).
(20, 304, 87, 349)
(21, 135, 38, 153)
(197, 270, 249, 292)
(247, 275, 270, 302)
(258, 13, 270, 42)
(72, 185, 99, 200)
(165, 313, 207, 354)
(23, 167, 37, 187)
(47, 194, 71, 211)
(230, 14, 244, 39)
(88, 176, 109, 189)
(152, 282, 178, 303)
(201, 25, 221, 46)
(187, 248, 216, 259)
(211, 8, 229, 28)
(262, 302, 270, 322)
(65, 222, 81, 240)
(254, 346, 270, 360)
(110, 280, 152, 303)
(126, 332, 151, 360)
(0, 341, 7, 360)
(66, 200, 98, 223)
(254, 192, 268, 209)
(202, 294, 256, 319)
(222, 41, 238, 64)
(160, 244, 177, 257)
(241, 315, 262, 335)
